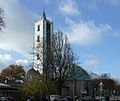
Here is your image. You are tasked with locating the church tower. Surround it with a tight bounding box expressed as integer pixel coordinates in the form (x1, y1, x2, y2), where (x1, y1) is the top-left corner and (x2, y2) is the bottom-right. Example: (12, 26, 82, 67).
(33, 11, 53, 74)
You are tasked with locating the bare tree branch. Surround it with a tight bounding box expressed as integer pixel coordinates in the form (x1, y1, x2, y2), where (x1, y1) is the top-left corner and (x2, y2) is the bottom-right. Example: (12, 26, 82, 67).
(0, 8, 5, 31)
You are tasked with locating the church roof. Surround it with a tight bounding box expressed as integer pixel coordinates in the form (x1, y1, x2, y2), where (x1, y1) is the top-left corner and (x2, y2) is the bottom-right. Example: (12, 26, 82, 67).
(75, 65, 91, 81)
(67, 64, 92, 81)
(41, 10, 46, 20)
(27, 68, 39, 76)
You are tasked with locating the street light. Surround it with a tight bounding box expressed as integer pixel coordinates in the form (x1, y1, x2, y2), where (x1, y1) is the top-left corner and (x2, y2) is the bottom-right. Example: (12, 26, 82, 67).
(94, 88, 96, 97)
(113, 90, 116, 101)
(99, 81, 104, 101)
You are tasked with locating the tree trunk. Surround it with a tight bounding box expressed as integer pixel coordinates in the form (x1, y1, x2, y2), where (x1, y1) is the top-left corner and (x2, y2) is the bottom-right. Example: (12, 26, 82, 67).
(44, 72, 50, 101)
(57, 80, 63, 96)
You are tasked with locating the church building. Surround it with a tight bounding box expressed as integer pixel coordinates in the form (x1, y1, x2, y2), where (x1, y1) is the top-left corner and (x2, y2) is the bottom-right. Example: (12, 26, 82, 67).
(31, 10, 93, 97)
(33, 11, 53, 74)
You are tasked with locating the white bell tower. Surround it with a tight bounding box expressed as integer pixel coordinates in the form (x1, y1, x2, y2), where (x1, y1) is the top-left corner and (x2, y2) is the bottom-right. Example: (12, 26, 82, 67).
(33, 11, 53, 74)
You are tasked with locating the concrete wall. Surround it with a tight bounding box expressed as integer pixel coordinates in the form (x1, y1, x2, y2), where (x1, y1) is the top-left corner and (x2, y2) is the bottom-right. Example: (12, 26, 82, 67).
(62, 80, 93, 97)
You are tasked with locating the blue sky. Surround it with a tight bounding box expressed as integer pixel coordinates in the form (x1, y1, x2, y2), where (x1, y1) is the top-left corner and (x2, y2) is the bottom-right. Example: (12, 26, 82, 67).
(0, 0, 120, 80)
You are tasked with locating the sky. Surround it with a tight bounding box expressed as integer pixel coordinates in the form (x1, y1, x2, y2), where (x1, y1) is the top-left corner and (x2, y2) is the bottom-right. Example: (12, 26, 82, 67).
(0, 0, 120, 80)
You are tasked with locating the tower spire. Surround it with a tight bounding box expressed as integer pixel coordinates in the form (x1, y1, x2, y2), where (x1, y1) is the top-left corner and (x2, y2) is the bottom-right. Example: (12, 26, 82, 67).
(41, 1, 46, 20)
(41, 10, 46, 20)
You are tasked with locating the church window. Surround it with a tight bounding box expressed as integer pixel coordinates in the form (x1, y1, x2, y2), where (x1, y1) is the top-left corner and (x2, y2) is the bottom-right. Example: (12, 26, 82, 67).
(37, 36, 40, 42)
(46, 22, 50, 33)
(37, 54, 40, 60)
(37, 25, 40, 31)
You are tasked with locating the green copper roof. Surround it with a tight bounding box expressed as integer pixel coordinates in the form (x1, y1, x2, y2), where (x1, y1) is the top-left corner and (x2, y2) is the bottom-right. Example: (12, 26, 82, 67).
(67, 64, 92, 81)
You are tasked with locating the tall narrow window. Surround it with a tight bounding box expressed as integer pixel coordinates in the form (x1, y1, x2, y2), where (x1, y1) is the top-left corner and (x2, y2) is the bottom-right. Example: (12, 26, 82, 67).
(46, 22, 50, 33)
(37, 36, 40, 42)
(37, 54, 40, 60)
(37, 25, 40, 31)
(37, 64, 39, 68)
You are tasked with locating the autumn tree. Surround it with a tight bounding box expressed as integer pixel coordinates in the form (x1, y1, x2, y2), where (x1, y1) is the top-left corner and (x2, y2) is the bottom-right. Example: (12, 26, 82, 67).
(0, 64, 26, 83)
(0, 8, 5, 31)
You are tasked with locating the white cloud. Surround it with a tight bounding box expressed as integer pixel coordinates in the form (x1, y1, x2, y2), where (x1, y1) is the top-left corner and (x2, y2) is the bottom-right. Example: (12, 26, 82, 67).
(16, 59, 28, 65)
(65, 19, 112, 46)
(81, 54, 100, 73)
(84, 58, 99, 68)
(0, 0, 35, 55)
(0, 53, 14, 70)
(4, 54, 11, 60)
(0, 53, 29, 71)
(59, 0, 80, 15)
(82, 54, 99, 68)
(0, 0, 33, 69)
(0, 54, 12, 62)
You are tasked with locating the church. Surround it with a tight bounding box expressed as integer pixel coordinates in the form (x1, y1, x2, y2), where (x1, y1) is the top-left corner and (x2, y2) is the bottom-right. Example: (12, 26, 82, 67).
(33, 10, 53, 74)
(30, 10, 93, 97)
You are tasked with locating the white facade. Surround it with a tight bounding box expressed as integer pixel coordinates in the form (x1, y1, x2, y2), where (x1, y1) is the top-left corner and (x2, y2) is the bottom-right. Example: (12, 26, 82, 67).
(33, 11, 53, 74)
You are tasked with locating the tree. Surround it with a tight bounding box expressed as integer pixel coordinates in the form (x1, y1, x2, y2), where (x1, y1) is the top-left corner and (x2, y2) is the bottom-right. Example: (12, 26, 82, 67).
(0, 64, 26, 83)
(21, 75, 58, 100)
(92, 78, 117, 96)
(33, 30, 77, 97)
(50, 30, 76, 95)
(0, 8, 5, 31)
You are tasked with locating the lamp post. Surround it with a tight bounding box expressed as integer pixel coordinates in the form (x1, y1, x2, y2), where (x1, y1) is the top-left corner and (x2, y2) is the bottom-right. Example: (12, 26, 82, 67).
(94, 88, 96, 98)
(113, 90, 115, 101)
(99, 81, 104, 101)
